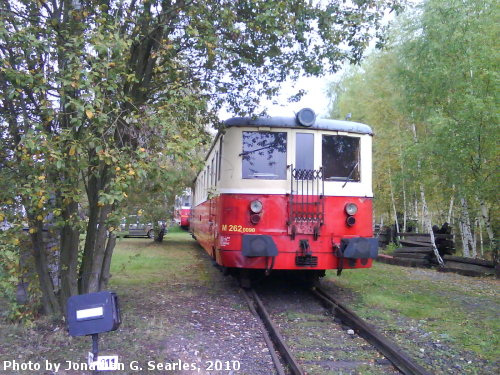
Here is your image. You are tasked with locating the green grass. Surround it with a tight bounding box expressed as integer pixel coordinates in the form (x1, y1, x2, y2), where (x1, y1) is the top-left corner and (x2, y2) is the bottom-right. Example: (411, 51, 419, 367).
(326, 263, 500, 360)
(110, 231, 202, 286)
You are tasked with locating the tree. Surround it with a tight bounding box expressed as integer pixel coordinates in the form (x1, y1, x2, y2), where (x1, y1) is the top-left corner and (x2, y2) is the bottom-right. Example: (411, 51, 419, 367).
(327, 0, 498, 259)
(327, 52, 414, 230)
(0, 0, 401, 318)
(395, 0, 498, 258)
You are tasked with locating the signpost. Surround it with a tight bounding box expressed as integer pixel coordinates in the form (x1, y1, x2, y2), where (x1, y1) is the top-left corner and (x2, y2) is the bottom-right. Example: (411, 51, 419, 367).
(66, 291, 121, 373)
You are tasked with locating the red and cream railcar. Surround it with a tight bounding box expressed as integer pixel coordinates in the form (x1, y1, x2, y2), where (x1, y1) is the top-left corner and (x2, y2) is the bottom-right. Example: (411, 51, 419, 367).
(190, 109, 378, 280)
(174, 191, 191, 229)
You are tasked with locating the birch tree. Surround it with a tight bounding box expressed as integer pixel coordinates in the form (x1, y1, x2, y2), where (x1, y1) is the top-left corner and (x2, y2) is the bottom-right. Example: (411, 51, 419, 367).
(329, 0, 498, 259)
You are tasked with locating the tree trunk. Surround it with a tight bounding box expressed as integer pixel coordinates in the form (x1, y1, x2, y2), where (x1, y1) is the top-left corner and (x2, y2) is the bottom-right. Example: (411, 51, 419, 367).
(447, 187, 454, 224)
(388, 168, 400, 234)
(460, 197, 476, 258)
(86, 204, 112, 293)
(28, 219, 60, 316)
(414, 198, 419, 231)
(477, 217, 484, 257)
(459, 220, 469, 257)
(99, 232, 117, 291)
(59, 200, 80, 314)
(479, 199, 497, 262)
(420, 186, 444, 267)
(79, 173, 99, 293)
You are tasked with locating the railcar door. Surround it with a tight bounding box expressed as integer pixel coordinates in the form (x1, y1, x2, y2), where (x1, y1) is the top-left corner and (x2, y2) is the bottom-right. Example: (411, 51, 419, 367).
(288, 132, 324, 240)
(208, 195, 218, 259)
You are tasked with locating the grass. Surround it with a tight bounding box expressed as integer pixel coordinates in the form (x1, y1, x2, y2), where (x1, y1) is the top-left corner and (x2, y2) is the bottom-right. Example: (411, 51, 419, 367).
(326, 263, 500, 360)
(110, 230, 205, 286)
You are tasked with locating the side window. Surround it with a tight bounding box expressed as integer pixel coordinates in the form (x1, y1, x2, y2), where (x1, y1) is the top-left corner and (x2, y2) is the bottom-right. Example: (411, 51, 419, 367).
(241, 131, 287, 180)
(322, 135, 360, 181)
(214, 151, 218, 186)
(295, 133, 314, 170)
(211, 157, 215, 186)
(218, 138, 223, 181)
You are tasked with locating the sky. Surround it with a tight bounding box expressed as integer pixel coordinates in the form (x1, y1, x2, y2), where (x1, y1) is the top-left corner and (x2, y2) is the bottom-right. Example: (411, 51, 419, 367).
(257, 74, 336, 119)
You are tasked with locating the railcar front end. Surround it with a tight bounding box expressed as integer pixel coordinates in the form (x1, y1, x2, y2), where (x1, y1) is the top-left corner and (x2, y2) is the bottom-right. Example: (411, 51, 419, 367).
(191, 109, 378, 279)
(174, 191, 192, 229)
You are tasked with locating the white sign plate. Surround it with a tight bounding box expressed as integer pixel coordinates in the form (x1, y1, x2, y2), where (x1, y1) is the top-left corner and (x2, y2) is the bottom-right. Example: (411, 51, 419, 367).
(77, 306, 103, 320)
(88, 353, 120, 371)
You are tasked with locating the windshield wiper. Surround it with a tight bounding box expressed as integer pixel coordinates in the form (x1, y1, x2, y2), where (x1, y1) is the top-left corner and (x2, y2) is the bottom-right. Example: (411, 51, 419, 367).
(342, 161, 359, 188)
(239, 142, 276, 156)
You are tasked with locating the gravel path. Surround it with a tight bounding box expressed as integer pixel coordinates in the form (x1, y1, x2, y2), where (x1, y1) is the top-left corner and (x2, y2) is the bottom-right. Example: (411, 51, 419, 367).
(142, 255, 277, 375)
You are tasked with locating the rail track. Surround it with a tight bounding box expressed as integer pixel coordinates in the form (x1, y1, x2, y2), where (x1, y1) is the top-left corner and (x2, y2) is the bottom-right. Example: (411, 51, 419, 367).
(243, 285, 432, 375)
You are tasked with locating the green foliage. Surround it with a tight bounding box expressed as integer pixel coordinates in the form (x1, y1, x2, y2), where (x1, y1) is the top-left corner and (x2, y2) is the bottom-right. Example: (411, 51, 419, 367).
(396, 0, 498, 201)
(0, 229, 41, 322)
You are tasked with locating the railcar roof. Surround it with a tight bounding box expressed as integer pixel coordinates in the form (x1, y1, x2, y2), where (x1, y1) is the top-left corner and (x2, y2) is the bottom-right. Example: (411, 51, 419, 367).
(224, 116, 373, 135)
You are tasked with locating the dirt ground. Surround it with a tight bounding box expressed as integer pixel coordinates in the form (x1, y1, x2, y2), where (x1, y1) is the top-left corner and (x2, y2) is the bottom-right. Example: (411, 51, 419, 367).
(0, 232, 498, 375)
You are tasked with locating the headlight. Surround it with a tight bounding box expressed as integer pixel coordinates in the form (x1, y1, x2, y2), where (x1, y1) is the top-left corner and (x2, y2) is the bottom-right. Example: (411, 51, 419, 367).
(250, 200, 263, 213)
(345, 203, 358, 216)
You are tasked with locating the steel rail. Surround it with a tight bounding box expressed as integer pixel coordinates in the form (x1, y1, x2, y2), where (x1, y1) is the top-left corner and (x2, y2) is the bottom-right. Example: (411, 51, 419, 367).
(243, 288, 305, 375)
(241, 290, 286, 375)
(312, 287, 433, 375)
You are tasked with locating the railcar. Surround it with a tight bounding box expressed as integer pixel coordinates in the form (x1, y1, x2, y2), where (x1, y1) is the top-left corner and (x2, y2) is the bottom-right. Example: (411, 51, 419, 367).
(190, 109, 378, 284)
(174, 191, 191, 229)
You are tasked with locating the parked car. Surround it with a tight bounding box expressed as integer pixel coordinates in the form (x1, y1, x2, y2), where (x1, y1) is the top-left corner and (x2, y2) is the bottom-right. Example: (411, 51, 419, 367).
(126, 222, 154, 238)
(117, 215, 154, 238)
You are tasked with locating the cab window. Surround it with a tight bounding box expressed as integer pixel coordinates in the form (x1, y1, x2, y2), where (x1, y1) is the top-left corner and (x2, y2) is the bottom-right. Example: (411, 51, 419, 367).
(322, 135, 360, 181)
(242, 131, 287, 179)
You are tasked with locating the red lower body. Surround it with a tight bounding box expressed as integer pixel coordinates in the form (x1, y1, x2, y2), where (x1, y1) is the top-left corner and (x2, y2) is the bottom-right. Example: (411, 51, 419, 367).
(191, 193, 375, 271)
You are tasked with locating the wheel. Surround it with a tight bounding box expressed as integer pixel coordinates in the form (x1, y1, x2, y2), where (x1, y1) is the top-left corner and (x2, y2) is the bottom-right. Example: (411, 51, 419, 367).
(147, 229, 154, 239)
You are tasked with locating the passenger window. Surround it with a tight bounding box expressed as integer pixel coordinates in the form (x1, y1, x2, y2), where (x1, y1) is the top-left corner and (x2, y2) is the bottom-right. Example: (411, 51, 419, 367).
(218, 138, 223, 181)
(242, 131, 287, 180)
(211, 158, 215, 186)
(295, 133, 314, 171)
(214, 151, 218, 186)
(322, 135, 360, 181)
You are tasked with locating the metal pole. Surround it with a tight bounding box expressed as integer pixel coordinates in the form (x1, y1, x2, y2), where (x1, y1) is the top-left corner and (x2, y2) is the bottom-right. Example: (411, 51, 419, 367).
(92, 333, 99, 374)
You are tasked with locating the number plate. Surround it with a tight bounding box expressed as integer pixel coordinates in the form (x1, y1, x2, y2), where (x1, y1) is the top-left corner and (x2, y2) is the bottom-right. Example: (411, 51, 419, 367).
(88, 353, 120, 371)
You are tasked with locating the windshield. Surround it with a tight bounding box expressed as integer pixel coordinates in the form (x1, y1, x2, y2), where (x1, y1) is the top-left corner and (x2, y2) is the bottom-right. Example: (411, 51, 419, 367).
(242, 131, 287, 179)
(322, 135, 360, 181)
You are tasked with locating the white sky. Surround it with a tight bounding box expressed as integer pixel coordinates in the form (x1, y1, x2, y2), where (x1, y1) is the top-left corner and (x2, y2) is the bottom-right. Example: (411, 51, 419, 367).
(257, 74, 336, 119)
